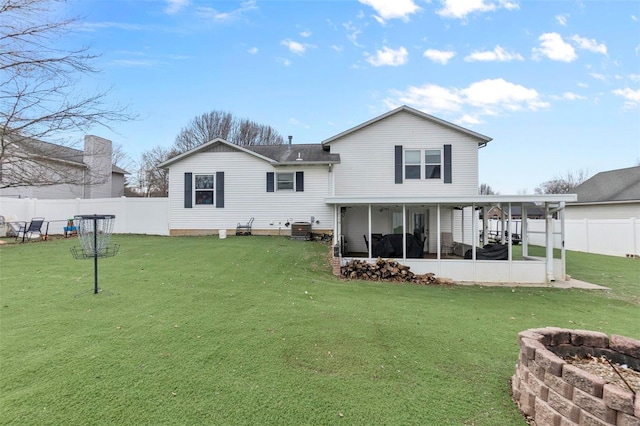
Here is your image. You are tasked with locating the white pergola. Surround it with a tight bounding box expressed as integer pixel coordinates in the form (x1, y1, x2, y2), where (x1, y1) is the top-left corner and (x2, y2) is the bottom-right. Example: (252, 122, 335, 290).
(326, 194, 577, 284)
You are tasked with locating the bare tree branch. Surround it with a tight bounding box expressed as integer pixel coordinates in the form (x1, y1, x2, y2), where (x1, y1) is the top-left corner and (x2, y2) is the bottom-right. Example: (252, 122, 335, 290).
(0, 0, 135, 189)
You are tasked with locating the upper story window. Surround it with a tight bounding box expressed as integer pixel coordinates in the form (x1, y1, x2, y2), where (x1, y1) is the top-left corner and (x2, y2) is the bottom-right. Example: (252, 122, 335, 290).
(404, 149, 442, 180)
(425, 150, 441, 179)
(276, 172, 294, 190)
(405, 150, 421, 179)
(195, 174, 214, 205)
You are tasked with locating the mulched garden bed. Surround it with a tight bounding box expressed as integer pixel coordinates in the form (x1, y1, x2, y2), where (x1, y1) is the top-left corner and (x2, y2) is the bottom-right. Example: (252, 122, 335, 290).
(564, 354, 640, 394)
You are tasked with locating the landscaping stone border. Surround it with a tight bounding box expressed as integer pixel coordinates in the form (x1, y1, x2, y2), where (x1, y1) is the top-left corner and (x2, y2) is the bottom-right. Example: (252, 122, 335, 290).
(512, 327, 639, 426)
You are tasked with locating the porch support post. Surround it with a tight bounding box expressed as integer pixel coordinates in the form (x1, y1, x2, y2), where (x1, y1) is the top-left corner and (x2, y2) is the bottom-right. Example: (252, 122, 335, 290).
(472, 203, 477, 280)
(461, 207, 465, 246)
(545, 203, 554, 282)
(368, 204, 372, 258)
(333, 204, 339, 247)
(508, 202, 512, 261)
(482, 206, 488, 246)
(500, 204, 506, 243)
(560, 202, 566, 280)
(402, 204, 407, 260)
(437, 204, 441, 261)
(522, 203, 528, 257)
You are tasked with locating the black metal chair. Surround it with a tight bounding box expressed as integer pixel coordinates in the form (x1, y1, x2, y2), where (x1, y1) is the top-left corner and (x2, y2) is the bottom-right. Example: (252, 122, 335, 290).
(16, 217, 45, 242)
(235, 217, 254, 236)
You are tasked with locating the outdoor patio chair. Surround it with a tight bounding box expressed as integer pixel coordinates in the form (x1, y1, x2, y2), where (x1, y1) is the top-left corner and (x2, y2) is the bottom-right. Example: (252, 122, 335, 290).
(235, 217, 254, 236)
(440, 232, 454, 256)
(15, 217, 45, 242)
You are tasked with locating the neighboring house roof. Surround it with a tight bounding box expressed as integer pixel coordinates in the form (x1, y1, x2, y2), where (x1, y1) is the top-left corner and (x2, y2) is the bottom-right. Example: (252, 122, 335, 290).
(571, 166, 640, 203)
(112, 164, 128, 175)
(321, 105, 493, 146)
(496, 205, 546, 218)
(158, 138, 340, 168)
(18, 137, 85, 167)
(12, 136, 128, 174)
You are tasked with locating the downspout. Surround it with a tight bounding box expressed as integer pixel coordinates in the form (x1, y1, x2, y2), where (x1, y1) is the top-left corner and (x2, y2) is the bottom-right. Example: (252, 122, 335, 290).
(437, 204, 441, 275)
(560, 203, 566, 280)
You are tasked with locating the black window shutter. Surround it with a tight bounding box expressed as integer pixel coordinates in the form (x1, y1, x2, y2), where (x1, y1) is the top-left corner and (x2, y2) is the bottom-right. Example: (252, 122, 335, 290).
(184, 173, 192, 208)
(216, 171, 224, 208)
(395, 145, 403, 184)
(444, 144, 452, 184)
(266, 172, 274, 192)
(295, 171, 304, 192)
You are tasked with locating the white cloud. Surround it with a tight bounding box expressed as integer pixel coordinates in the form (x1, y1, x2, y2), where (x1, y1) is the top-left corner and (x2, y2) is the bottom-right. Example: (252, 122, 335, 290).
(281, 39, 307, 55)
(388, 84, 463, 112)
(343, 22, 363, 47)
(385, 78, 548, 120)
(532, 32, 577, 62)
(436, 0, 519, 19)
(629, 74, 640, 82)
(613, 88, 640, 106)
(300, 30, 312, 38)
(165, 0, 189, 15)
(248, 47, 258, 55)
(366, 46, 408, 66)
(461, 78, 548, 111)
(590, 73, 606, 81)
(464, 45, 523, 62)
(457, 114, 483, 125)
(570, 35, 607, 55)
(555, 14, 568, 26)
(551, 92, 586, 101)
(331, 45, 344, 52)
(359, 0, 421, 22)
(423, 49, 456, 64)
(278, 58, 292, 67)
(196, 0, 257, 22)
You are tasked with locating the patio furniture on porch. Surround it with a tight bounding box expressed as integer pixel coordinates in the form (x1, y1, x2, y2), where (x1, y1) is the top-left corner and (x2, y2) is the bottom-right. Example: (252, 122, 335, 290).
(235, 217, 254, 236)
(464, 243, 508, 260)
(15, 217, 45, 242)
(372, 233, 423, 258)
(440, 232, 454, 255)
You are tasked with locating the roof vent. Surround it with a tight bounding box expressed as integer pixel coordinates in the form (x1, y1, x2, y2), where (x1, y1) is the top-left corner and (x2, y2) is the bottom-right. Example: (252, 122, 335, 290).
(296, 152, 303, 161)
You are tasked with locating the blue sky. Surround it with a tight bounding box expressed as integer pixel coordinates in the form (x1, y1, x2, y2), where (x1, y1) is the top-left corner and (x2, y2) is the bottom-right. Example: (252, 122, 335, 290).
(66, 0, 639, 194)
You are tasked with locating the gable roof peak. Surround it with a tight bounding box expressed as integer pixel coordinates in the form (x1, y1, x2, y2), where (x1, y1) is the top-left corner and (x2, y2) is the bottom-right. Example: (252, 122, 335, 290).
(321, 104, 492, 146)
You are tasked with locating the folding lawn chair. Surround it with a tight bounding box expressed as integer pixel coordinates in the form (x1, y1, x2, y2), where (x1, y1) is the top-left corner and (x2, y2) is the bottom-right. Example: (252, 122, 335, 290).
(16, 217, 45, 242)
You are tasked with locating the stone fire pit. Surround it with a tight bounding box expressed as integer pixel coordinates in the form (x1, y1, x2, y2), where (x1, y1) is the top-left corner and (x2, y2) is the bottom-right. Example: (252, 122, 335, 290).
(512, 327, 639, 425)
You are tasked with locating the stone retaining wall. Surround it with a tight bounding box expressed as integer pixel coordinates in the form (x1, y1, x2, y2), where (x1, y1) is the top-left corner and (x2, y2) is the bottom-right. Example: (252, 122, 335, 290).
(512, 327, 639, 426)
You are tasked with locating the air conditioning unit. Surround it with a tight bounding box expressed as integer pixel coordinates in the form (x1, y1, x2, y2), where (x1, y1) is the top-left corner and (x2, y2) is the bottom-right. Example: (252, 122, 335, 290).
(291, 222, 312, 240)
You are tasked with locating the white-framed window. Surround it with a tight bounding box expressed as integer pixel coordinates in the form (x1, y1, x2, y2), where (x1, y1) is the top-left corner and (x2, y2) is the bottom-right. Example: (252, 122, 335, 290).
(195, 174, 214, 205)
(404, 149, 442, 180)
(276, 172, 294, 190)
(425, 150, 441, 179)
(405, 150, 421, 179)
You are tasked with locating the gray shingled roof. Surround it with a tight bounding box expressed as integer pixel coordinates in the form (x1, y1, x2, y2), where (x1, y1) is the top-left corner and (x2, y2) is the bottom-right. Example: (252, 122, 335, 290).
(572, 166, 640, 203)
(14, 137, 128, 174)
(245, 143, 340, 164)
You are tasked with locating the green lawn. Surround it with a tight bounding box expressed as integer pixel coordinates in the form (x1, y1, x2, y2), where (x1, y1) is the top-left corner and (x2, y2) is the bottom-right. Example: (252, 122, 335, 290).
(1, 236, 638, 425)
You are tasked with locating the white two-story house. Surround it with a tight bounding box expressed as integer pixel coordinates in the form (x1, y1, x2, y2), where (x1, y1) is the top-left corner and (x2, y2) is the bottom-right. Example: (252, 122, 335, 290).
(159, 106, 576, 284)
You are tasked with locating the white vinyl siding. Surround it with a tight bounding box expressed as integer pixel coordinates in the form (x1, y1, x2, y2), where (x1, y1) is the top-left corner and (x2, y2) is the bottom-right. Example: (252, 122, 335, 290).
(167, 150, 333, 231)
(327, 110, 479, 197)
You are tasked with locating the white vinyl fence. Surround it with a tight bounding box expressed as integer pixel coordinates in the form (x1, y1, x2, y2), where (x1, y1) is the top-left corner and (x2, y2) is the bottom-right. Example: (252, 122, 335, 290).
(0, 197, 170, 236)
(490, 218, 640, 258)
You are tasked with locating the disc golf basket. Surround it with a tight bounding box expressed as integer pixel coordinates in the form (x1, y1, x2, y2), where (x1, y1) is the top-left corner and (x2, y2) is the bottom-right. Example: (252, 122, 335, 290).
(71, 214, 119, 294)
